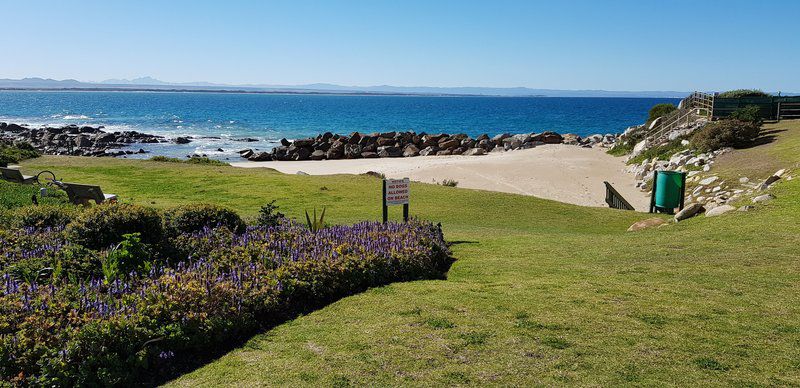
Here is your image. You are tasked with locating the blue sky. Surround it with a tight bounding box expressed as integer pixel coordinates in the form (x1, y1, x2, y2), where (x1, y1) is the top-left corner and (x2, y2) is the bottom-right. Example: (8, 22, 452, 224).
(2, 0, 798, 91)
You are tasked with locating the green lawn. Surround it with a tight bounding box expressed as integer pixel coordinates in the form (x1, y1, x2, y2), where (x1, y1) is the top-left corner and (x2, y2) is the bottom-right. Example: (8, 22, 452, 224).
(16, 122, 800, 386)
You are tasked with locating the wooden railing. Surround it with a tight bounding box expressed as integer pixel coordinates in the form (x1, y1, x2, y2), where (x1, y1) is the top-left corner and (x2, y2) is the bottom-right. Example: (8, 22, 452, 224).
(645, 91, 714, 144)
(604, 181, 635, 211)
(778, 102, 800, 120)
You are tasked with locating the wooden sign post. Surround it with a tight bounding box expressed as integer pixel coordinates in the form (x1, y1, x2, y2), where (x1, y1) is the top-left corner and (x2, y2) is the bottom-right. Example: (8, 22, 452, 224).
(382, 177, 410, 223)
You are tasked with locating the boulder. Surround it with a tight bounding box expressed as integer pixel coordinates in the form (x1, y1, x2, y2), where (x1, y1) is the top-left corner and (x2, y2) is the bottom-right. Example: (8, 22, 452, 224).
(463, 147, 486, 156)
(239, 149, 254, 158)
(74, 136, 92, 148)
(436, 150, 452, 156)
(438, 139, 460, 150)
(293, 138, 314, 147)
(310, 149, 326, 160)
(562, 133, 581, 145)
(280, 138, 291, 147)
(674, 203, 704, 222)
(95, 133, 117, 143)
(627, 217, 667, 232)
(361, 151, 378, 158)
(540, 131, 563, 144)
(378, 146, 402, 158)
(248, 152, 272, 162)
(402, 144, 420, 157)
(752, 194, 775, 204)
(419, 146, 438, 156)
(705, 205, 735, 217)
(343, 144, 362, 159)
(291, 147, 311, 161)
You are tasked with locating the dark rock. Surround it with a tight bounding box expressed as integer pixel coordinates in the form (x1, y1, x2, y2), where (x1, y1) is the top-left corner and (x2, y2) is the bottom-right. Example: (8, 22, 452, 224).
(293, 138, 314, 147)
(280, 138, 291, 147)
(361, 151, 378, 158)
(95, 133, 117, 143)
(310, 149, 326, 160)
(540, 131, 563, 144)
(344, 144, 362, 159)
(292, 147, 311, 161)
(438, 139, 460, 150)
(248, 152, 272, 162)
(174, 137, 191, 144)
(378, 146, 402, 158)
(402, 144, 420, 157)
(436, 150, 452, 156)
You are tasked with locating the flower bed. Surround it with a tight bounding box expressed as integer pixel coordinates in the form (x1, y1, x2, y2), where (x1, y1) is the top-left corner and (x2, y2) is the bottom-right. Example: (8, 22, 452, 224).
(0, 214, 449, 386)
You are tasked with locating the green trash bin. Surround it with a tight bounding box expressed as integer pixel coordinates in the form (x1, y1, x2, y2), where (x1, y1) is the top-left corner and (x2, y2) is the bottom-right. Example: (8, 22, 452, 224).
(650, 170, 686, 214)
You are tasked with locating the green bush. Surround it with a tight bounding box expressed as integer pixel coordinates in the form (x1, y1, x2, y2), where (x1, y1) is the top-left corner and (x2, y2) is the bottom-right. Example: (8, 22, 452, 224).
(256, 200, 285, 227)
(163, 203, 246, 236)
(66, 203, 163, 249)
(717, 89, 770, 98)
(13, 205, 78, 229)
(0, 142, 40, 166)
(728, 105, 762, 124)
(648, 103, 677, 122)
(149, 155, 229, 166)
(692, 119, 761, 152)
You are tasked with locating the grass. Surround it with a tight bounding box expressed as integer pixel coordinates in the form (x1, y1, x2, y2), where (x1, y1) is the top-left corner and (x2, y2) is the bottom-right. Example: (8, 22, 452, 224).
(12, 121, 800, 385)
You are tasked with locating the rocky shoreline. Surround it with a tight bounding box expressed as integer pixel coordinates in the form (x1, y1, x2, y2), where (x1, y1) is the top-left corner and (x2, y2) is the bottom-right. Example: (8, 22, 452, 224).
(1, 121, 622, 161)
(237, 130, 619, 162)
(0, 122, 166, 157)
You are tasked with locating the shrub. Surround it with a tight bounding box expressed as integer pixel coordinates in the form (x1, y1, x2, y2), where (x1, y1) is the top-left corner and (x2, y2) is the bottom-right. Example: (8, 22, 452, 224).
(256, 200, 285, 227)
(691, 119, 761, 152)
(718, 89, 770, 98)
(0, 142, 40, 166)
(163, 203, 246, 236)
(13, 205, 78, 229)
(648, 103, 677, 122)
(728, 105, 762, 124)
(66, 203, 163, 249)
(441, 179, 459, 187)
(149, 155, 229, 166)
(0, 220, 450, 385)
(102, 233, 152, 283)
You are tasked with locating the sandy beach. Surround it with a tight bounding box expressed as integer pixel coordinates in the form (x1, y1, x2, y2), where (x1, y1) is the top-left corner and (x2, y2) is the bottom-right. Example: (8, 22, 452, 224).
(233, 144, 649, 210)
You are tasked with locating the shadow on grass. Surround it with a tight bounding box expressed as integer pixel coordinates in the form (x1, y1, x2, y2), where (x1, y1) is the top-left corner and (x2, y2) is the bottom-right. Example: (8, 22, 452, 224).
(735, 128, 786, 149)
(154, 251, 457, 386)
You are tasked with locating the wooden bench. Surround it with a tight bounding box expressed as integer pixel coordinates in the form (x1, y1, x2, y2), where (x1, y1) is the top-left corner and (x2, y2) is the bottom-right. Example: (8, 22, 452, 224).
(60, 182, 118, 205)
(0, 167, 38, 184)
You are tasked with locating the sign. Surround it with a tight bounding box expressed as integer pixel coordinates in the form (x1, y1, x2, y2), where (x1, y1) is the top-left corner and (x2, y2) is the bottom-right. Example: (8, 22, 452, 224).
(384, 178, 410, 205)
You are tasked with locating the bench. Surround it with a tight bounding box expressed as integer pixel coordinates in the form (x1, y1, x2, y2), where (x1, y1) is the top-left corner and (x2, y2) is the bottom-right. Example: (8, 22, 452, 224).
(59, 182, 118, 205)
(0, 167, 38, 184)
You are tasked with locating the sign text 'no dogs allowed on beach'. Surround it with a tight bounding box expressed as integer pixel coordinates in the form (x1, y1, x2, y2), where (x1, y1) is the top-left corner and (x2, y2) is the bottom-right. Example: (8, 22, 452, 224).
(382, 178, 410, 222)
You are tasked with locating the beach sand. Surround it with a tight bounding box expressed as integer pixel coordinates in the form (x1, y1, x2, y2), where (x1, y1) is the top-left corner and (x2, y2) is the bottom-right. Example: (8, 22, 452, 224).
(232, 144, 649, 211)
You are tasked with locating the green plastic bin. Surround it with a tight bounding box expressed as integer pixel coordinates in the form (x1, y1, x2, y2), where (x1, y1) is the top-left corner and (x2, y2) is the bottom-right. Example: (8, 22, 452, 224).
(654, 171, 685, 211)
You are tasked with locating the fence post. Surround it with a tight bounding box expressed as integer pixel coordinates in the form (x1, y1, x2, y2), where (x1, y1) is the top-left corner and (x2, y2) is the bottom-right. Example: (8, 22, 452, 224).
(777, 102, 782, 121)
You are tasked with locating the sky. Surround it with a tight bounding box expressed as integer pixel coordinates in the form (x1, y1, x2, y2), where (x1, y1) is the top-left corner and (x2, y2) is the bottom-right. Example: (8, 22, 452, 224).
(2, 0, 799, 92)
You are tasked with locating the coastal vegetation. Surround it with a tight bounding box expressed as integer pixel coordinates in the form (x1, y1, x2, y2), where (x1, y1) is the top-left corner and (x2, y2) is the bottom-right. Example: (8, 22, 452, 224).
(717, 89, 771, 98)
(0, 120, 794, 385)
(0, 140, 39, 167)
(0, 198, 449, 385)
(149, 156, 230, 166)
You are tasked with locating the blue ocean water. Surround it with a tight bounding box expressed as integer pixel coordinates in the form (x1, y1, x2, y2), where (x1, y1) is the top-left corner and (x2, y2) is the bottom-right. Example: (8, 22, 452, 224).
(0, 91, 678, 159)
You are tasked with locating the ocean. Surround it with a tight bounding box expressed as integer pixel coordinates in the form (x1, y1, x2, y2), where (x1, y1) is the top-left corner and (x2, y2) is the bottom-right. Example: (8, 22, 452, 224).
(0, 90, 678, 160)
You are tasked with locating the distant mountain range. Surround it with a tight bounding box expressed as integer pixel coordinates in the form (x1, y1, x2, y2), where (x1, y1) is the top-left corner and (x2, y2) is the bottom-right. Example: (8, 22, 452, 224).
(0, 77, 693, 98)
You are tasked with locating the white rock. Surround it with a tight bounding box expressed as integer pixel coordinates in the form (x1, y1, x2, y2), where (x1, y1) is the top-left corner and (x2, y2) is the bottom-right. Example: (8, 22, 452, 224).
(752, 194, 775, 203)
(775, 169, 786, 177)
(703, 165, 711, 172)
(699, 176, 718, 186)
(739, 177, 749, 184)
(681, 139, 690, 146)
(712, 186, 721, 193)
(706, 205, 736, 217)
